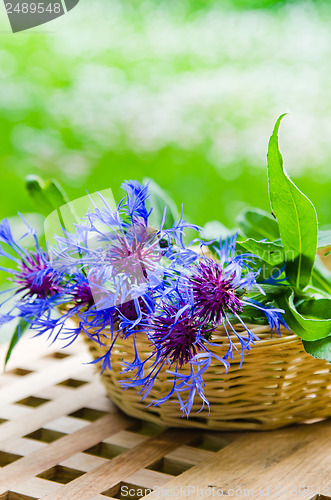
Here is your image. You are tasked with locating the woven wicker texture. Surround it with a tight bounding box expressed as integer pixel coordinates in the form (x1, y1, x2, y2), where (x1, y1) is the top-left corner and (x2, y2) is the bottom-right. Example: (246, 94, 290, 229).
(84, 324, 331, 431)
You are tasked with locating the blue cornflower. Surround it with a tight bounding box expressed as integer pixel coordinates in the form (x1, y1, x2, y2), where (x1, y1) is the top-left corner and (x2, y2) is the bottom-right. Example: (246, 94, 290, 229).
(1, 182, 290, 419)
(0, 217, 63, 331)
(119, 233, 289, 416)
(189, 258, 244, 324)
(48, 181, 200, 315)
(187, 235, 286, 332)
(119, 180, 152, 224)
(0, 218, 61, 299)
(148, 302, 211, 368)
(43, 181, 181, 358)
(119, 295, 230, 416)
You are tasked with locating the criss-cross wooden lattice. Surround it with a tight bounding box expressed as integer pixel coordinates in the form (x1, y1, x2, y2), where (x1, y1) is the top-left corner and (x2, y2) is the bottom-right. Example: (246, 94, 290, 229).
(0, 334, 330, 500)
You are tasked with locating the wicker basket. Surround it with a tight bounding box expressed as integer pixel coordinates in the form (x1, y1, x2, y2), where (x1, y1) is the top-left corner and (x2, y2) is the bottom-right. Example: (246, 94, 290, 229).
(84, 323, 331, 431)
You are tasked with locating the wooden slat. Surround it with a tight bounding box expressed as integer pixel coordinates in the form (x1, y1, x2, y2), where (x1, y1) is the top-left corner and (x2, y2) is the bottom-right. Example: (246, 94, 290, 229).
(0, 381, 108, 446)
(4, 477, 63, 497)
(237, 426, 331, 500)
(40, 429, 197, 500)
(1, 436, 46, 456)
(0, 353, 91, 407)
(0, 336, 330, 500)
(143, 421, 331, 500)
(0, 413, 133, 491)
(125, 468, 172, 489)
(59, 452, 108, 472)
(0, 336, 83, 369)
(165, 445, 214, 465)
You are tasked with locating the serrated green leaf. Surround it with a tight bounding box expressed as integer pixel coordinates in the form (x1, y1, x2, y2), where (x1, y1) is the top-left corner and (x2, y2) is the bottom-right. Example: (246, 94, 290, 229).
(277, 290, 331, 341)
(143, 178, 179, 229)
(236, 208, 280, 241)
(4, 318, 30, 368)
(302, 336, 331, 362)
(267, 115, 318, 289)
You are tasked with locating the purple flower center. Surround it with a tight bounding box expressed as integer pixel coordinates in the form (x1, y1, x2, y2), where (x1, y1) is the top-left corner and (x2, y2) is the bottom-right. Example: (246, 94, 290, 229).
(116, 297, 148, 321)
(72, 281, 94, 308)
(104, 225, 162, 283)
(151, 306, 210, 367)
(190, 260, 243, 325)
(17, 253, 61, 299)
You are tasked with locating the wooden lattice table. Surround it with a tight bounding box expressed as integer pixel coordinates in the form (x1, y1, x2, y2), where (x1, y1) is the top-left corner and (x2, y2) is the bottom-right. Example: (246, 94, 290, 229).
(0, 334, 330, 500)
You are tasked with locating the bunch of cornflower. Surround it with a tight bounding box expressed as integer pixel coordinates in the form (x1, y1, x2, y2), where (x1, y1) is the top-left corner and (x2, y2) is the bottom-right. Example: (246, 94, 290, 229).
(0, 181, 288, 417)
(119, 233, 288, 416)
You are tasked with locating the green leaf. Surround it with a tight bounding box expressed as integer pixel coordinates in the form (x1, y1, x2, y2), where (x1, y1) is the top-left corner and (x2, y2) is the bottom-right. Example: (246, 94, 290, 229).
(236, 238, 286, 282)
(143, 178, 179, 229)
(311, 258, 331, 295)
(277, 290, 331, 341)
(236, 208, 280, 241)
(26, 175, 79, 240)
(302, 336, 331, 362)
(317, 229, 331, 250)
(297, 298, 331, 319)
(43, 180, 69, 209)
(238, 238, 284, 266)
(26, 176, 69, 217)
(267, 115, 318, 290)
(26, 176, 54, 215)
(4, 318, 30, 368)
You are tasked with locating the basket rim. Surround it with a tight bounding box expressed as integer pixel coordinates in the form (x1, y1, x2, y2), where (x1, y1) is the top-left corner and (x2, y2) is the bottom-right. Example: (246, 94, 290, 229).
(83, 323, 298, 351)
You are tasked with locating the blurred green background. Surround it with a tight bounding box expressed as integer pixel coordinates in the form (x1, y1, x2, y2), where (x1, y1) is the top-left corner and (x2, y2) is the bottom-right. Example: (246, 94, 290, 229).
(0, 0, 331, 342)
(0, 0, 330, 237)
